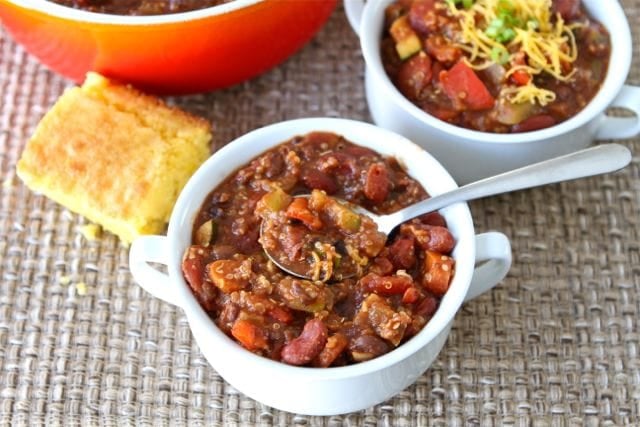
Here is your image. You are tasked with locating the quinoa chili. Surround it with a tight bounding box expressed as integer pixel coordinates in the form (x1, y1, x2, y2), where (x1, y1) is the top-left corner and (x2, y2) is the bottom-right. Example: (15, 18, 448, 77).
(181, 131, 457, 367)
(381, 0, 611, 133)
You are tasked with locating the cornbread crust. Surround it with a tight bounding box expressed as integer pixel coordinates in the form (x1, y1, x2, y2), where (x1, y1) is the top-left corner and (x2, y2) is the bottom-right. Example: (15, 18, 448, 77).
(16, 73, 212, 243)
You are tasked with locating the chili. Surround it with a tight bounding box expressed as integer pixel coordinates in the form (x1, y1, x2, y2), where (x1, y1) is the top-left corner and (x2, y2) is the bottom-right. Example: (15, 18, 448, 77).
(181, 132, 457, 367)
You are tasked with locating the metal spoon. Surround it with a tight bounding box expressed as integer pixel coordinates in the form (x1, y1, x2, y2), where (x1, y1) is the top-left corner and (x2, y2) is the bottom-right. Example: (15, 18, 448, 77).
(261, 143, 632, 279)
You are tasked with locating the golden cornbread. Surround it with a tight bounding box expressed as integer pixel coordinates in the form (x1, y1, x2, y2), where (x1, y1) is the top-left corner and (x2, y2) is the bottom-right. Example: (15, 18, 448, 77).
(16, 72, 212, 243)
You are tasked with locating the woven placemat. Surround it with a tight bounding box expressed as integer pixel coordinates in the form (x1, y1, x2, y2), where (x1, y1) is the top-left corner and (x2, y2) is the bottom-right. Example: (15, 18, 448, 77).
(1, 2, 640, 426)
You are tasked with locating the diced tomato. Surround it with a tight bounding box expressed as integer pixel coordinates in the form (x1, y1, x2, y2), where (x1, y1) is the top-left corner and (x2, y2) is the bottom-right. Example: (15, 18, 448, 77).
(181, 246, 208, 293)
(268, 305, 293, 324)
(439, 61, 495, 111)
(313, 333, 349, 368)
(286, 197, 322, 230)
(360, 273, 413, 296)
(422, 251, 454, 296)
(510, 69, 531, 86)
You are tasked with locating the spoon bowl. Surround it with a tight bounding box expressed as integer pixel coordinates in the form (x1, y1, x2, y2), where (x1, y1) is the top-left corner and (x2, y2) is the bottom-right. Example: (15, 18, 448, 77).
(261, 143, 631, 280)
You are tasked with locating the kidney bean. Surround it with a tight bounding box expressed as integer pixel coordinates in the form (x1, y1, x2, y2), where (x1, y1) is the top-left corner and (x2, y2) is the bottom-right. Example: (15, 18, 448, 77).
(552, 0, 581, 20)
(364, 163, 390, 203)
(388, 236, 416, 269)
(218, 303, 240, 330)
(233, 226, 261, 254)
(425, 34, 461, 66)
(415, 294, 438, 317)
(302, 169, 338, 194)
(511, 114, 556, 133)
(281, 318, 328, 366)
(400, 223, 455, 253)
(349, 334, 391, 362)
(408, 0, 437, 34)
(182, 247, 219, 311)
(259, 150, 285, 178)
(209, 244, 237, 261)
(402, 287, 420, 304)
(397, 52, 433, 102)
(418, 211, 447, 227)
(281, 224, 307, 261)
(370, 256, 394, 276)
(317, 152, 357, 177)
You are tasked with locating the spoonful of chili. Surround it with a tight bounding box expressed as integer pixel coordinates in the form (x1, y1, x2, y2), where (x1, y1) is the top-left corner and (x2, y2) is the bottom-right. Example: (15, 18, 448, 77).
(258, 143, 631, 281)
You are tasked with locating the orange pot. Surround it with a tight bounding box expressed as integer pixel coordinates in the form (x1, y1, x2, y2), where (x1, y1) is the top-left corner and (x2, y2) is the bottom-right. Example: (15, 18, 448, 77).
(0, 0, 337, 94)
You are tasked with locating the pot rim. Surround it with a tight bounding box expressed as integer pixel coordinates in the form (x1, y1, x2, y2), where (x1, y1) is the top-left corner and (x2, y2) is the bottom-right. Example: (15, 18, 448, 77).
(4, 0, 264, 25)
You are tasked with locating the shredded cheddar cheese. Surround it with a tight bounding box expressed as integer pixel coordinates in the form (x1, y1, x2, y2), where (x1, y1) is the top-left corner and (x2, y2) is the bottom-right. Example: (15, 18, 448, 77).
(445, 0, 580, 105)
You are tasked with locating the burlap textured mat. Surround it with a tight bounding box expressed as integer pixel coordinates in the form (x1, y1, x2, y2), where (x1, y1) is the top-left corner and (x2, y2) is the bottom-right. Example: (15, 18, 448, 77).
(1, 2, 640, 426)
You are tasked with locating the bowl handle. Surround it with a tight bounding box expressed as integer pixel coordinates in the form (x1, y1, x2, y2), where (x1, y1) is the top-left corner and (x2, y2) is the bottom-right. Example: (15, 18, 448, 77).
(464, 232, 512, 302)
(129, 235, 186, 308)
(597, 85, 640, 140)
(344, 0, 366, 35)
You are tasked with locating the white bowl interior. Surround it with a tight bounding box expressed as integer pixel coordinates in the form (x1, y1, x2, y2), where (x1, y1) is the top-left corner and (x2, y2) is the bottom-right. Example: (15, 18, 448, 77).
(360, 0, 632, 144)
(165, 117, 477, 381)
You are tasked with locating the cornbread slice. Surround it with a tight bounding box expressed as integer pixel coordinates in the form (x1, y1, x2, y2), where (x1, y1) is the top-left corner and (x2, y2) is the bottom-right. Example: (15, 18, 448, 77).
(16, 72, 212, 243)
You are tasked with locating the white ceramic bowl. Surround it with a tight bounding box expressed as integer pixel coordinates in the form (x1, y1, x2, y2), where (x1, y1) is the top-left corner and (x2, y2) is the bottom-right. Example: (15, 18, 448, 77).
(345, 0, 640, 184)
(128, 118, 511, 415)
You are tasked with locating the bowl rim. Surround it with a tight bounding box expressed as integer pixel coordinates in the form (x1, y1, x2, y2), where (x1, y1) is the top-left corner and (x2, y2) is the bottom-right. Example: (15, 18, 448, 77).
(165, 117, 477, 380)
(5, 0, 263, 24)
(360, 0, 632, 144)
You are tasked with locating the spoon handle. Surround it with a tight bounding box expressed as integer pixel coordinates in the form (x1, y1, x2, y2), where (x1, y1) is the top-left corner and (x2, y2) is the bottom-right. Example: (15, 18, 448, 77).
(378, 143, 632, 233)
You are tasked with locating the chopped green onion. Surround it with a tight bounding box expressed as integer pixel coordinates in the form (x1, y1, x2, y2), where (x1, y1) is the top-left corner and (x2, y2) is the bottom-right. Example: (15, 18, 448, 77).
(496, 27, 516, 43)
(490, 46, 510, 64)
(447, 0, 474, 8)
(527, 19, 539, 30)
(485, 26, 499, 38)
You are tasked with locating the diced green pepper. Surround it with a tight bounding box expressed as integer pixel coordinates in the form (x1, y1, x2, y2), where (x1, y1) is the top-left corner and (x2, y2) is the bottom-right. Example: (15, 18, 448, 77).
(390, 15, 422, 60)
(259, 187, 291, 212)
(338, 208, 361, 233)
(194, 219, 216, 246)
(276, 277, 327, 313)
